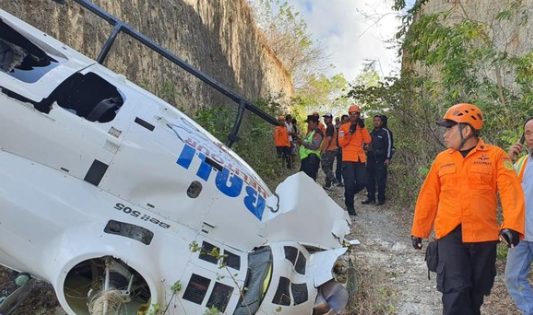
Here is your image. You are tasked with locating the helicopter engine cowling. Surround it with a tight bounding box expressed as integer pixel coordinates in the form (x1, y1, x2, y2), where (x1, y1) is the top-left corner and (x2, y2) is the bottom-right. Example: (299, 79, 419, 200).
(62, 256, 152, 315)
(40, 225, 164, 315)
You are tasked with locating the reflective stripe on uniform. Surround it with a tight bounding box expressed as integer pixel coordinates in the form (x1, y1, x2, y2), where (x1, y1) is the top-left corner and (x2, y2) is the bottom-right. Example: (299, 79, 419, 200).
(515, 155, 529, 182)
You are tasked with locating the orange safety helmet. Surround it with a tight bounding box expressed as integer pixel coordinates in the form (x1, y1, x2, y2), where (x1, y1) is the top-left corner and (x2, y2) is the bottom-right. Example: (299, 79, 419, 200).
(278, 116, 285, 122)
(348, 104, 361, 113)
(437, 103, 484, 130)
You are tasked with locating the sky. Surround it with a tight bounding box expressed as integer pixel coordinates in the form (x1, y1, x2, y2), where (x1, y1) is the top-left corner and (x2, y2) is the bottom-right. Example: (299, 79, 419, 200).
(284, 0, 415, 82)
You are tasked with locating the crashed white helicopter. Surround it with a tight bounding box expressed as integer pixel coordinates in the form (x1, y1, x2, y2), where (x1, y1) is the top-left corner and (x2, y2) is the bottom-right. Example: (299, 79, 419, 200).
(0, 1, 356, 314)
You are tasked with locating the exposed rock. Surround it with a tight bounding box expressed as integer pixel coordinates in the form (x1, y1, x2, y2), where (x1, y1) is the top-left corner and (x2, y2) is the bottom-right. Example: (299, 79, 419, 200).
(0, 0, 293, 114)
(405, 0, 533, 93)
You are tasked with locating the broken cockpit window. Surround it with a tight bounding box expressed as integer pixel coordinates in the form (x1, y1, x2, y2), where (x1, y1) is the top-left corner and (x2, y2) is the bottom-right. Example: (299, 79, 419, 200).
(1, 70, 124, 121)
(0, 19, 59, 83)
(52, 72, 124, 123)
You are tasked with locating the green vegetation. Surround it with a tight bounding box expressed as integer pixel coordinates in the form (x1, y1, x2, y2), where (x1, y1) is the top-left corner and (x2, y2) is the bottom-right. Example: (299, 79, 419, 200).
(247, 0, 351, 117)
(292, 73, 351, 115)
(348, 0, 533, 207)
(247, 0, 330, 87)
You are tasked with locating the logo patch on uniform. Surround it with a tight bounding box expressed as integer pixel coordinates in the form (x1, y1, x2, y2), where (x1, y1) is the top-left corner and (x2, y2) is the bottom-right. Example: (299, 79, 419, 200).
(504, 160, 514, 171)
(478, 154, 489, 161)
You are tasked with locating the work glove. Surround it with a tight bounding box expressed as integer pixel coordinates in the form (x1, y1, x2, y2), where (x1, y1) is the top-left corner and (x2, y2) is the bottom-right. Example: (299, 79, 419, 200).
(411, 236, 422, 250)
(500, 229, 520, 248)
(349, 123, 357, 134)
(357, 118, 365, 128)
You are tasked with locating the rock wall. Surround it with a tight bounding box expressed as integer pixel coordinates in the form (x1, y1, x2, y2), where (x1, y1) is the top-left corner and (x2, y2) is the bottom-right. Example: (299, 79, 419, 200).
(0, 0, 293, 114)
(405, 0, 533, 90)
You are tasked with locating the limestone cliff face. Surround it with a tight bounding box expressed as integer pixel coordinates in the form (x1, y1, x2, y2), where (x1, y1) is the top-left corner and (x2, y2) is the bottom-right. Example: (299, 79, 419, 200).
(405, 0, 533, 91)
(0, 0, 293, 113)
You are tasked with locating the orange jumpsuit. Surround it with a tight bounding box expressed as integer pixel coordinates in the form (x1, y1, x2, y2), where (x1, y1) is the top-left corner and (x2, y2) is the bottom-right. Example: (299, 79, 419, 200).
(411, 139, 525, 242)
(338, 122, 372, 212)
(274, 126, 290, 147)
(338, 123, 371, 162)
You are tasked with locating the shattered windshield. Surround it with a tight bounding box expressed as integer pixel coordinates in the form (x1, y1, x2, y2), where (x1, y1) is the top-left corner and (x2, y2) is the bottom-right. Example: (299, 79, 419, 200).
(0, 19, 62, 83)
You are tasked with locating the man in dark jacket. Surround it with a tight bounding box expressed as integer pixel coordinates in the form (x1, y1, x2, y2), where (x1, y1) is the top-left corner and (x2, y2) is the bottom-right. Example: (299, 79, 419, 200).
(362, 115, 393, 205)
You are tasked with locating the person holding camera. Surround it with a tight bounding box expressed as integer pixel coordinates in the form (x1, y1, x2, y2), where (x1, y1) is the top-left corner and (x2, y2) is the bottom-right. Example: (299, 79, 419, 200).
(295, 115, 323, 181)
(505, 116, 533, 315)
(411, 103, 525, 315)
(338, 104, 371, 216)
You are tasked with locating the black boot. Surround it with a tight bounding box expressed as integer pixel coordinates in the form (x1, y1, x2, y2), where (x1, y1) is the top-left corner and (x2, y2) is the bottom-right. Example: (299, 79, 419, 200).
(361, 199, 375, 205)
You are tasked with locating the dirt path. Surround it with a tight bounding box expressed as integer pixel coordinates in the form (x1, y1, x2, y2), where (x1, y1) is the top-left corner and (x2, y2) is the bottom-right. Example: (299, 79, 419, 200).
(325, 187, 442, 314)
(324, 185, 521, 315)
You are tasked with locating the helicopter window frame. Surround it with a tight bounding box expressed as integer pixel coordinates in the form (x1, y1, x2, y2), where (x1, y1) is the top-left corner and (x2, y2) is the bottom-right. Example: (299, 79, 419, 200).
(223, 250, 241, 270)
(206, 282, 234, 313)
(198, 241, 219, 265)
(272, 276, 291, 306)
(182, 273, 211, 305)
(283, 246, 298, 265)
(291, 282, 309, 305)
(294, 252, 307, 275)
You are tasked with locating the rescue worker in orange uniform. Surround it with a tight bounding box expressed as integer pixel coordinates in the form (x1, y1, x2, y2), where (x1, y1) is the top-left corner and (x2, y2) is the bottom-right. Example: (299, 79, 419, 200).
(338, 104, 372, 216)
(411, 103, 525, 315)
(274, 116, 291, 169)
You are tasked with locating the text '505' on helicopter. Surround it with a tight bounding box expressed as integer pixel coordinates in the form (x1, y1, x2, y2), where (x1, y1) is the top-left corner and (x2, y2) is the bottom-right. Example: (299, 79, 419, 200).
(0, 1, 358, 314)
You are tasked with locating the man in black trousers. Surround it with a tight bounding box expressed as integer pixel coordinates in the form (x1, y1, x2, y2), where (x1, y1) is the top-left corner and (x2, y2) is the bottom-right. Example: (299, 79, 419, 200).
(362, 115, 392, 205)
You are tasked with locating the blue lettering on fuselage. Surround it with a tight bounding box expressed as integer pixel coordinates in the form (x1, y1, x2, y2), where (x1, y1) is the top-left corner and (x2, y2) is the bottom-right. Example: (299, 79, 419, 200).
(216, 168, 243, 197)
(243, 186, 265, 220)
(177, 144, 265, 220)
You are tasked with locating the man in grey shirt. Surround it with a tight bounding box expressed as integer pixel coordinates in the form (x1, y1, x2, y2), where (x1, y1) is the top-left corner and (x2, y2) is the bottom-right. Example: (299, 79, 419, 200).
(506, 116, 533, 315)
